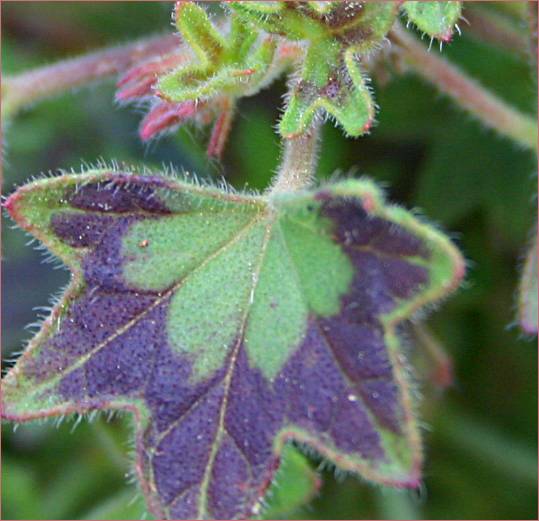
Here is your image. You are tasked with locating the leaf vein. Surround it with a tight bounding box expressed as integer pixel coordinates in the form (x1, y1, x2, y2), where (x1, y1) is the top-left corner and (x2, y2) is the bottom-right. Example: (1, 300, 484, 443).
(196, 215, 275, 519)
(313, 320, 389, 441)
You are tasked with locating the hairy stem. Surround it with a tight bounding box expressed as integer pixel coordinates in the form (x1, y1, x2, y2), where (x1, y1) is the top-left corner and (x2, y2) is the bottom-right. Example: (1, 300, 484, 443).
(2, 33, 179, 119)
(269, 121, 322, 195)
(390, 23, 538, 151)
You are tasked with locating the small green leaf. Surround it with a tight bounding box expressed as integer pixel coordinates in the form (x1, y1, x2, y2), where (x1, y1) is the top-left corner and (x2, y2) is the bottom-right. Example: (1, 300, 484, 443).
(402, 1, 462, 41)
(262, 445, 320, 519)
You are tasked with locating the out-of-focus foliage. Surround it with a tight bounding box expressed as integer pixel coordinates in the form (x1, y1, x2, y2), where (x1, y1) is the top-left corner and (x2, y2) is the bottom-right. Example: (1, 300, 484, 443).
(1, 2, 537, 520)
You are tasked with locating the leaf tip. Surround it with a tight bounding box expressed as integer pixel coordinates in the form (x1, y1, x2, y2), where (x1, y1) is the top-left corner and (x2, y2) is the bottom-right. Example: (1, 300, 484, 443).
(3, 190, 24, 223)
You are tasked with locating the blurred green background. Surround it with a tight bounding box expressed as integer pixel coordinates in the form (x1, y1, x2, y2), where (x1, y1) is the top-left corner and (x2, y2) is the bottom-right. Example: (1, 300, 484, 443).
(2, 2, 537, 520)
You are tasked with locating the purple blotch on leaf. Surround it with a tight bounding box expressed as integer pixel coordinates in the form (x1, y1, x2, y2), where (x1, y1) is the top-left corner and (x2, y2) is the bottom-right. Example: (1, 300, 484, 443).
(51, 213, 116, 248)
(68, 177, 171, 214)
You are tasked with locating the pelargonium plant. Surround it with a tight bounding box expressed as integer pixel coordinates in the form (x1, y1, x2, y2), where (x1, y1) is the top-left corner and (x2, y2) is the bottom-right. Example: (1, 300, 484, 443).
(2, 2, 537, 520)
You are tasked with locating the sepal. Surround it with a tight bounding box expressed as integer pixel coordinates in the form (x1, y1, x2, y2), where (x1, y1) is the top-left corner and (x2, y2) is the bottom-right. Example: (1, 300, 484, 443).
(402, 1, 462, 42)
(280, 41, 374, 138)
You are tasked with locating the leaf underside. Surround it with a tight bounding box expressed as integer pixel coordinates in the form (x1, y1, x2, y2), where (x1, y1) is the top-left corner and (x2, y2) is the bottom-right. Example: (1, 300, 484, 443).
(3, 170, 463, 519)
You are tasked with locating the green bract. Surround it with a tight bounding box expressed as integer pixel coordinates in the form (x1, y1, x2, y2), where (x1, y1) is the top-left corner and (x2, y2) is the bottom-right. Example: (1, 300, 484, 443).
(230, 1, 396, 137)
(157, 3, 282, 104)
(157, 1, 462, 139)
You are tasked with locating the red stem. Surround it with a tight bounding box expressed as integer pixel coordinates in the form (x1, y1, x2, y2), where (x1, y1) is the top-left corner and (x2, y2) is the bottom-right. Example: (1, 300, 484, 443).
(3, 33, 180, 118)
(390, 23, 538, 151)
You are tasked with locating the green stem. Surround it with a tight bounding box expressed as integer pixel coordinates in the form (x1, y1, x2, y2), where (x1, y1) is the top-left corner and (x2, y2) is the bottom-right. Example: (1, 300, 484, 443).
(269, 120, 322, 195)
(2, 33, 179, 120)
(390, 22, 538, 152)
